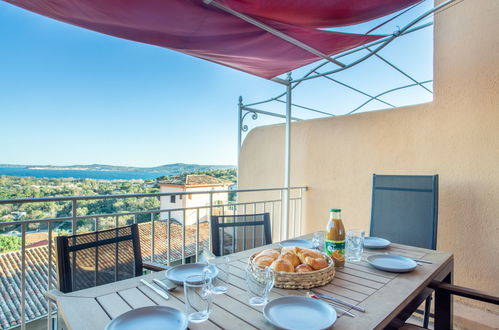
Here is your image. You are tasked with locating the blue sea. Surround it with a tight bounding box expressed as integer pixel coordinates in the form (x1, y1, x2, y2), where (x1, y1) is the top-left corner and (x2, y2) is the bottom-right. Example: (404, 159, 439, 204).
(0, 167, 171, 180)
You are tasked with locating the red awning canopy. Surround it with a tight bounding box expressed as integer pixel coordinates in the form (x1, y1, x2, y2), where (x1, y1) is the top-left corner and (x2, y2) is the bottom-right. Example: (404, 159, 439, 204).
(4, 0, 420, 79)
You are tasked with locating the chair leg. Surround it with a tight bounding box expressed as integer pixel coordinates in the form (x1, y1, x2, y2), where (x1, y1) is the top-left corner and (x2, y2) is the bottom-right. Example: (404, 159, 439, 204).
(423, 295, 432, 328)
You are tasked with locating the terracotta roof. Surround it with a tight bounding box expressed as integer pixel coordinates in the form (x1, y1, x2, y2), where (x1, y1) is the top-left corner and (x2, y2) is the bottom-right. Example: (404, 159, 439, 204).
(159, 174, 228, 186)
(0, 222, 210, 329)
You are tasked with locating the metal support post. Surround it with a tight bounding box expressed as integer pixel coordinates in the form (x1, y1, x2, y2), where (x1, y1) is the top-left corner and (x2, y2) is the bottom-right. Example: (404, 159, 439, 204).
(282, 73, 292, 240)
(237, 96, 243, 181)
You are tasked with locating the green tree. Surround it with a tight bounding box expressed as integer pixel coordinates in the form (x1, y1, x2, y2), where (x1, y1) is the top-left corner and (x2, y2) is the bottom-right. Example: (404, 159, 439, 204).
(0, 235, 22, 253)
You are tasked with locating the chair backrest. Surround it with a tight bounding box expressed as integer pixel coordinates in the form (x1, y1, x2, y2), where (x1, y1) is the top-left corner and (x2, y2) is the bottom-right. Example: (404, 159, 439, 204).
(211, 213, 272, 256)
(370, 174, 439, 250)
(55, 224, 143, 293)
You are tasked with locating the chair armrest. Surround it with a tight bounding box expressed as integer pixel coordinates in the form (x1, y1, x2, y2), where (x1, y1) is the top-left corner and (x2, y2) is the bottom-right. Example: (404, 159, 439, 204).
(143, 262, 169, 272)
(429, 280, 499, 305)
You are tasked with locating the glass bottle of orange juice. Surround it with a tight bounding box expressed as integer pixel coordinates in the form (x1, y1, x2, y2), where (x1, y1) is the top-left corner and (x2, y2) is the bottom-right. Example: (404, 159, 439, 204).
(325, 209, 345, 267)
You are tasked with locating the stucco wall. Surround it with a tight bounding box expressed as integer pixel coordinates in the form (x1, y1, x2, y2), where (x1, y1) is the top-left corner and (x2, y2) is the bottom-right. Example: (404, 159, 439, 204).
(239, 0, 499, 316)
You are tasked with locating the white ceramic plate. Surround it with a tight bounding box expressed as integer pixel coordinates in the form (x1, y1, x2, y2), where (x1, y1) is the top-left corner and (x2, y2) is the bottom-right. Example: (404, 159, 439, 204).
(105, 306, 187, 330)
(279, 239, 315, 249)
(363, 237, 391, 249)
(366, 254, 417, 273)
(264, 296, 337, 330)
(165, 263, 218, 285)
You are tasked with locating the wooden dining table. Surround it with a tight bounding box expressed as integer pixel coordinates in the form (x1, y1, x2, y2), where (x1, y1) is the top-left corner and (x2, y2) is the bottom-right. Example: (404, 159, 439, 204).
(51, 232, 454, 329)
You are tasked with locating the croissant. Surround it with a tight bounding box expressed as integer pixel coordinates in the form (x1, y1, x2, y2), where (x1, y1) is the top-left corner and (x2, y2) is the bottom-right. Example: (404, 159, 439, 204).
(280, 251, 301, 267)
(280, 246, 300, 255)
(255, 249, 280, 260)
(304, 256, 329, 270)
(270, 258, 295, 272)
(296, 248, 324, 264)
(295, 264, 314, 273)
(253, 255, 276, 268)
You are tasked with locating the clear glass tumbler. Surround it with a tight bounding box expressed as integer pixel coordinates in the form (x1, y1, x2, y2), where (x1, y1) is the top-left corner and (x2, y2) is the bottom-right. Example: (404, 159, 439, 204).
(245, 266, 275, 306)
(312, 231, 325, 252)
(184, 273, 213, 323)
(346, 229, 365, 262)
(207, 256, 231, 294)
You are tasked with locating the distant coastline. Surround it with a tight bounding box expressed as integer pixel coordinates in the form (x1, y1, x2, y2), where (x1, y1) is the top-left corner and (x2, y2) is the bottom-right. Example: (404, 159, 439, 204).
(0, 163, 236, 180)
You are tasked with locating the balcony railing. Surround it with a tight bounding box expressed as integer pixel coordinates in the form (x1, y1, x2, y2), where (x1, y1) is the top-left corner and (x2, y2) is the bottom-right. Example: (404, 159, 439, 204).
(0, 186, 306, 329)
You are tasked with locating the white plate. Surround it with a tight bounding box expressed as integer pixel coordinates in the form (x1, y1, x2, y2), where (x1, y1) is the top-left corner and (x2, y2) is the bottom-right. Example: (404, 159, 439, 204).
(279, 239, 315, 249)
(363, 237, 391, 249)
(165, 263, 218, 285)
(264, 296, 337, 330)
(105, 306, 187, 330)
(366, 254, 417, 273)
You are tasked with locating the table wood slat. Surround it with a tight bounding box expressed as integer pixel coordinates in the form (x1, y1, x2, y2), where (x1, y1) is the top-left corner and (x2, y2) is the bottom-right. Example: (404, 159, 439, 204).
(96, 293, 132, 319)
(58, 296, 110, 330)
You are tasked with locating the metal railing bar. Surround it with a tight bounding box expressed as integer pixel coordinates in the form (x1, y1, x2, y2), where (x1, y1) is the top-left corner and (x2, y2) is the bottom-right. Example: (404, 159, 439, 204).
(71, 200, 77, 294)
(94, 218, 99, 287)
(0, 187, 307, 204)
(150, 213, 155, 263)
(181, 209, 186, 264)
(21, 223, 26, 330)
(47, 222, 53, 330)
(114, 216, 119, 283)
(208, 192, 213, 253)
(195, 209, 200, 262)
(0, 198, 302, 228)
(167, 211, 171, 266)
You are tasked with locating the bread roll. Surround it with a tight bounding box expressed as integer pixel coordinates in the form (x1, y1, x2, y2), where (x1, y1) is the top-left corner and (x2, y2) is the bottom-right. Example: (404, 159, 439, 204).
(280, 246, 300, 255)
(296, 248, 323, 263)
(255, 249, 280, 260)
(304, 256, 329, 270)
(295, 264, 314, 273)
(270, 258, 295, 272)
(253, 255, 275, 268)
(280, 252, 301, 267)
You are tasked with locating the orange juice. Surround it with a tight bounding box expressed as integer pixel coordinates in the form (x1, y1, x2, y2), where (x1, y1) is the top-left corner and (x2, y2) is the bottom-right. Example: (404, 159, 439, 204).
(325, 209, 345, 267)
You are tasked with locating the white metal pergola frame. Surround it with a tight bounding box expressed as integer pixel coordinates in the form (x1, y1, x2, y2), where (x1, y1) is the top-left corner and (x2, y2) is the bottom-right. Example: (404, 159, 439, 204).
(204, 0, 458, 240)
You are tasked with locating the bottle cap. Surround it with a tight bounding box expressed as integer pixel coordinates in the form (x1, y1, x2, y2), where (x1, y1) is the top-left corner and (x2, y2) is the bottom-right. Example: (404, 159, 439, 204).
(329, 208, 341, 212)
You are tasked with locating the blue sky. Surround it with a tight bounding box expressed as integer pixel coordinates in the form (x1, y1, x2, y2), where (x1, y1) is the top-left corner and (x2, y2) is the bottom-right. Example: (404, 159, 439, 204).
(0, 1, 434, 167)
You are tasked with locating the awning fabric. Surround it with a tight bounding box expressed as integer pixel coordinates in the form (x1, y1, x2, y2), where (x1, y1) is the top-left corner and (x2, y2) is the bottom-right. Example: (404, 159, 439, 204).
(4, 0, 420, 79)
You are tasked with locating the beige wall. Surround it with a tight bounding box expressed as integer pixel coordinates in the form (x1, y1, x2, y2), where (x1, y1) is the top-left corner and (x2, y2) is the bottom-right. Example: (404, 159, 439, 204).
(239, 0, 499, 318)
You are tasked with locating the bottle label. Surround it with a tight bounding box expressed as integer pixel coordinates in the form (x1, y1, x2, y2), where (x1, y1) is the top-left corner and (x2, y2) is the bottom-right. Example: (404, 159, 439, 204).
(325, 239, 345, 264)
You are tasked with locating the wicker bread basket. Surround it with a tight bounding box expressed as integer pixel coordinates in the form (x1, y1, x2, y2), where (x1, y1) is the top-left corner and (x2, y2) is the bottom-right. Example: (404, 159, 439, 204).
(248, 249, 335, 289)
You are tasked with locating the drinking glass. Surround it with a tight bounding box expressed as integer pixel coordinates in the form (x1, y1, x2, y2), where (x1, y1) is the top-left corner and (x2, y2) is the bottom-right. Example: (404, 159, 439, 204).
(245, 266, 275, 306)
(184, 273, 213, 323)
(206, 256, 231, 294)
(312, 231, 325, 252)
(346, 229, 365, 262)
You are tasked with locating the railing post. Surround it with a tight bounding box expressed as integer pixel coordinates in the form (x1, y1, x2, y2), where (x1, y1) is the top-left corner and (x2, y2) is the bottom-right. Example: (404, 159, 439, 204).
(150, 213, 155, 263)
(209, 192, 213, 251)
(47, 222, 54, 330)
(21, 223, 26, 330)
(71, 199, 77, 289)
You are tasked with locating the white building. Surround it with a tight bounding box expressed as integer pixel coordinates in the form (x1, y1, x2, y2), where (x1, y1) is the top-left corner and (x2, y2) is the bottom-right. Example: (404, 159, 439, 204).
(159, 174, 231, 225)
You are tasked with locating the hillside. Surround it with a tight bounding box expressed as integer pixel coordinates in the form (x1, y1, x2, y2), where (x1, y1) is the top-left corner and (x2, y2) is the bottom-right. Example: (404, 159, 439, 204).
(0, 163, 235, 174)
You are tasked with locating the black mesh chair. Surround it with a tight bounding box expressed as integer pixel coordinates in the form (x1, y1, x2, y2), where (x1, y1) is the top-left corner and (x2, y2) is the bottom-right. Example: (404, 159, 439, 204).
(370, 174, 439, 249)
(370, 174, 438, 327)
(211, 213, 271, 256)
(55, 224, 165, 293)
